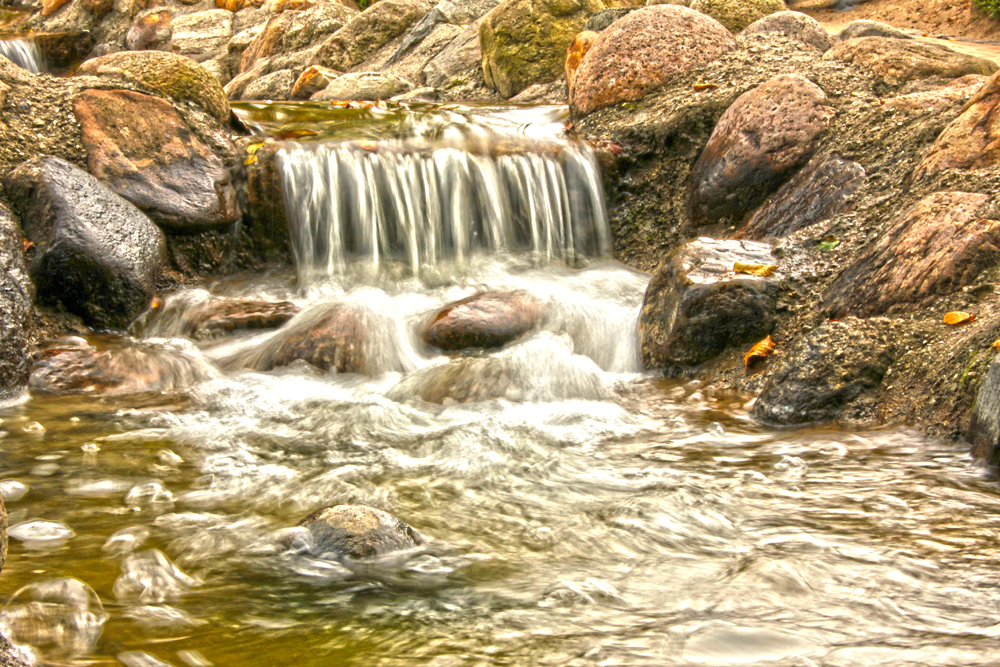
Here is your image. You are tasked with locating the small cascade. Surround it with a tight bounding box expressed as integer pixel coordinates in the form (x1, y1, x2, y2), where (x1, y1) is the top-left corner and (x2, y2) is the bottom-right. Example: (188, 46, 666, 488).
(276, 112, 612, 281)
(0, 38, 41, 73)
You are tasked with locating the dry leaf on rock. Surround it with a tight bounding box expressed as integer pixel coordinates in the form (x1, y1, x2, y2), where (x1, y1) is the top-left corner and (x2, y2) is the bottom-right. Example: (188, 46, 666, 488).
(734, 261, 777, 277)
(744, 335, 775, 368)
(943, 311, 976, 325)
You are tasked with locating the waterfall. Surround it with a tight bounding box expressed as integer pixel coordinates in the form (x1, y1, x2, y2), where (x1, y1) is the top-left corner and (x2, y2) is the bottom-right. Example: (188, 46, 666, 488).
(277, 132, 612, 281)
(0, 38, 42, 73)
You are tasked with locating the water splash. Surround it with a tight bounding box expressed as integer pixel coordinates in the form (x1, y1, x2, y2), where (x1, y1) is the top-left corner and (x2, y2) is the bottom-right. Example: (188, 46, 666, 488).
(0, 38, 41, 73)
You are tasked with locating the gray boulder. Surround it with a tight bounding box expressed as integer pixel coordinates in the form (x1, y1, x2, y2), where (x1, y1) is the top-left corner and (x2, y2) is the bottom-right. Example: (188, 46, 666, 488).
(316, 0, 431, 71)
(297, 505, 423, 560)
(0, 204, 32, 402)
(837, 19, 911, 42)
(169, 9, 233, 62)
(970, 354, 1000, 468)
(3, 157, 166, 330)
(312, 71, 414, 100)
(423, 21, 480, 89)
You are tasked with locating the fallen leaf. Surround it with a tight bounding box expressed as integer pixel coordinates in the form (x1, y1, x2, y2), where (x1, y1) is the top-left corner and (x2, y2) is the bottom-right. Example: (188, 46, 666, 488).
(817, 237, 839, 252)
(693, 83, 718, 92)
(246, 142, 264, 155)
(733, 261, 777, 277)
(21, 238, 33, 252)
(745, 335, 775, 368)
(244, 154, 258, 166)
(991, 339, 1000, 351)
(274, 129, 318, 140)
(943, 311, 976, 325)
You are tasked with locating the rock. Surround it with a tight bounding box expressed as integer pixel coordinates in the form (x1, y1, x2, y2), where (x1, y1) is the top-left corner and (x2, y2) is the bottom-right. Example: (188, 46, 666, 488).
(240, 4, 354, 73)
(169, 9, 233, 62)
(751, 317, 902, 426)
(0, 204, 32, 402)
(422, 21, 480, 89)
(913, 71, 1000, 179)
(126, 10, 175, 51)
(741, 10, 832, 52)
(823, 192, 1000, 317)
(508, 78, 564, 103)
(242, 68, 298, 98)
(311, 71, 414, 100)
(247, 304, 367, 373)
(316, 0, 431, 71)
(736, 154, 866, 239)
(423, 291, 543, 351)
(970, 354, 1000, 467)
(570, 5, 737, 117)
(383, 21, 462, 86)
(73, 89, 238, 233)
(78, 50, 231, 123)
(638, 237, 779, 368)
(583, 6, 635, 31)
(29, 337, 216, 395)
(480, 0, 605, 98)
(884, 73, 988, 113)
(689, 0, 785, 33)
(823, 37, 998, 88)
(391, 86, 437, 101)
(3, 157, 166, 330)
(201, 56, 233, 85)
(688, 73, 835, 226)
(183, 298, 300, 340)
(0, 495, 5, 575)
(435, 0, 502, 24)
(290, 64, 341, 98)
(837, 19, 911, 41)
(297, 505, 422, 560)
(34, 30, 95, 71)
(42, 0, 71, 16)
(81, 0, 112, 17)
(565, 31, 596, 99)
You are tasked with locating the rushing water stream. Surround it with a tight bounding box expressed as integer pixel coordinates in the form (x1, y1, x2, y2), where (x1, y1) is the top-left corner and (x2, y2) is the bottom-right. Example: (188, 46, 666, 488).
(3, 103, 1000, 667)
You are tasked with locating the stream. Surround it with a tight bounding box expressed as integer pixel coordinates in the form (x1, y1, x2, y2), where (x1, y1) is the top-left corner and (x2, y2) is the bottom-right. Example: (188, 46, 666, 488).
(2, 102, 1000, 667)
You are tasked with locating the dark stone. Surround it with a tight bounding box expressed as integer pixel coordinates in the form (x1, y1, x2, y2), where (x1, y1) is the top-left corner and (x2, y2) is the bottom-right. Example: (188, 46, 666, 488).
(423, 290, 542, 351)
(736, 154, 866, 240)
(3, 156, 166, 330)
(970, 354, 1000, 468)
(823, 192, 1000, 317)
(247, 304, 366, 373)
(34, 30, 95, 71)
(0, 204, 32, 402)
(297, 505, 422, 560)
(73, 89, 238, 233)
(639, 237, 780, 369)
(752, 317, 902, 426)
(688, 73, 835, 226)
(583, 7, 635, 32)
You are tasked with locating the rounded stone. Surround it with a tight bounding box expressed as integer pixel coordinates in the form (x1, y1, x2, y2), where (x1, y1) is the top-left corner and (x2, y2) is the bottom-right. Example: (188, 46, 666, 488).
(297, 505, 422, 560)
(689, 0, 786, 33)
(741, 10, 832, 52)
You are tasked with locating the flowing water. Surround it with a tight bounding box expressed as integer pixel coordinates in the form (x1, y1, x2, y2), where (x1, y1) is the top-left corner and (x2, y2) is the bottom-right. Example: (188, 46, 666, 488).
(3, 103, 1000, 667)
(0, 38, 41, 74)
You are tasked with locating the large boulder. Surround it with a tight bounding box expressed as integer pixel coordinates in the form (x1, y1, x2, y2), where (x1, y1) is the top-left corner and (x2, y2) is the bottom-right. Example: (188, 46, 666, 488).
(312, 71, 414, 100)
(689, 0, 786, 33)
(423, 21, 481, 89)
(823, 37, 998, 88)
(837, 19, 911, 42)
(688, 73, 835, 226)
(569, 5, 737, 117)
(383, 22, 463, 86)
(316, 0, 431, 71)
(884, 73, 988, 114)
(73, 89, 238, 233)
(638, 237, 780, 369)
(297, 505, 423, 560)
(736, 153, 866, 239)
(970, 354, 1000, 468)
(741, 10, 832, 52)
(480, 0, 605, 99)
(3, 157, 166, 330)
(823, 192, 1000, 317)
(77, 51, 231, 123)
(240, 4, 354, 73)
(242, 68, 299, 99)
(423, 291, 542, 351)
(169, 9, 234, 62)
(0, 204, 32, 402)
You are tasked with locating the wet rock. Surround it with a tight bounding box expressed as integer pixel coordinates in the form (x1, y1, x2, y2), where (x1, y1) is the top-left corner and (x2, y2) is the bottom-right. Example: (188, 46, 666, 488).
(823, 192, 999, 317)
(822, 38, 998, 88)
(242, 68, 298, 98)
(316, 0, 431, 71)
(247, 304, 367, 373)
(312, 71, 414, 100)
(837, 19, 911, 42)
(741, 11, 832, 52)
(73, 89, 238, 233)
(290, 64, 341, 98)
(569, 5, 737, 117)
(0, 204, 32, 402)
(145, 293, 301, 339)
(913, 70, 1000, 180)
(169, 9, 233, 62)
(78, 50, 231, 123)
(688, 73, 835, 226)
(479, 0, 604, 99)
(639, 237, 780, 369)
(688, 0, 786, 33)
(582, 7, 634, 32)
(751, 317, 902, 426)
(4, 157, 166, 330)
(736, 153, 866, 239)
(34, 30, 95, 71)
(565, 31, 596, 100)
(424, 291, 542, 351)
(29, 337, 216, 395)
(297, 505, 422, 560)
(126, 10, 174, 51)
(884, 73, 988, 113)
(969, 354, 1000, 468)
(422, 21, 480, 89)
(240, 4, 354, 73)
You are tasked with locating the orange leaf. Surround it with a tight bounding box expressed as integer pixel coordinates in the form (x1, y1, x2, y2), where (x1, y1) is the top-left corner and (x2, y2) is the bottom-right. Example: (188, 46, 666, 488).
(734, 261, 777, 277)
(943, 311, 976, 325)
(744, 335, 775, 368)
(991, 339, 1000, 351)
(693, 83, 718, 92)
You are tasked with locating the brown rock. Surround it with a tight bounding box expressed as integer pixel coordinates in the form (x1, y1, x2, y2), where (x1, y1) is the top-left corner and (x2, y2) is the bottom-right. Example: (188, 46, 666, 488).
(81, 0, 114, 15)
(73, 89, 238, 233)
(688, 73, 835, 226)
(41, 0, 71, 16)
(741, 10, 832, 52)
(688, 0, 786, 33)
(424, 291, 543, 351)
(570, 5, 737, 117)
(216, 0, 264, 10)
(240, 10, 296, 72)
(297, 505, 422, 560)
(913, 71, 1000, 180)
(316, 0, 430, 72)
(736, 153, 866, 239)
(884, 74, 988, 113)
(185, 298, 300, 339)
(822, 37, 998, 88)
(565, 30, 597, 100)
(247, 304, 367, 373)
(290, 64, 341, 99)
(126, 10, 175, 51)
(823, 192, 1000, 317)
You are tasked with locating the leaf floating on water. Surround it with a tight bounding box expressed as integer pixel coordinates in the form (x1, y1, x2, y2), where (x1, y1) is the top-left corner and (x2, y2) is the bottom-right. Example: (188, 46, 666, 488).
(733, 261, 777, 277)
(274, 129, 318, 140)
(944, 311, 976, 325)
(693, 83, 718, 92)
(817, 237, 840, 252)
(744, 335, 775, 368)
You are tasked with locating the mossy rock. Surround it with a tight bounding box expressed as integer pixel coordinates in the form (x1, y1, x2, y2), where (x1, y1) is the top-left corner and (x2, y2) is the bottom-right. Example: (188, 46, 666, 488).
(690, 0, 785, 33)
(78, 51, 230, 123)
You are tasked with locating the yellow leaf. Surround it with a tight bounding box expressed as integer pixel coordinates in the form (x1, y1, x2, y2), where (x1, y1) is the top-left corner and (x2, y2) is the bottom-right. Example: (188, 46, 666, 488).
(991, 339, 1000, 351)
(943, 311, 976, 326)
(693, 83, 718, 92)
(244, 155, 258, 166)
(734, 261, 777, 277)
(745, 335, 775, 368)
(246, 142, 264, 154)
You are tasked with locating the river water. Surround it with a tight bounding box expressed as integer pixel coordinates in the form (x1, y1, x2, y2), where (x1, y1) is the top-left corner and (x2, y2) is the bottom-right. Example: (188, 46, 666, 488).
(2, 103, 1000, 667)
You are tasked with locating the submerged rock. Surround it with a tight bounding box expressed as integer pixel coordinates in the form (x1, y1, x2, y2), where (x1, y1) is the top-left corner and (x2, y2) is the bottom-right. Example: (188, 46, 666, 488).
(4, 157, 166, 330)
(639, 238, 780, 369)
(741, 10, 832, 52)
(0, 204, 32, 403)
(823, 37, 998, 88)
(246, 304, 367, 373)
(184, 299, 300, 340)
(423, 290, 542, 351)
(689, 0, 786, 33)
(297, 505, 422, 560)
